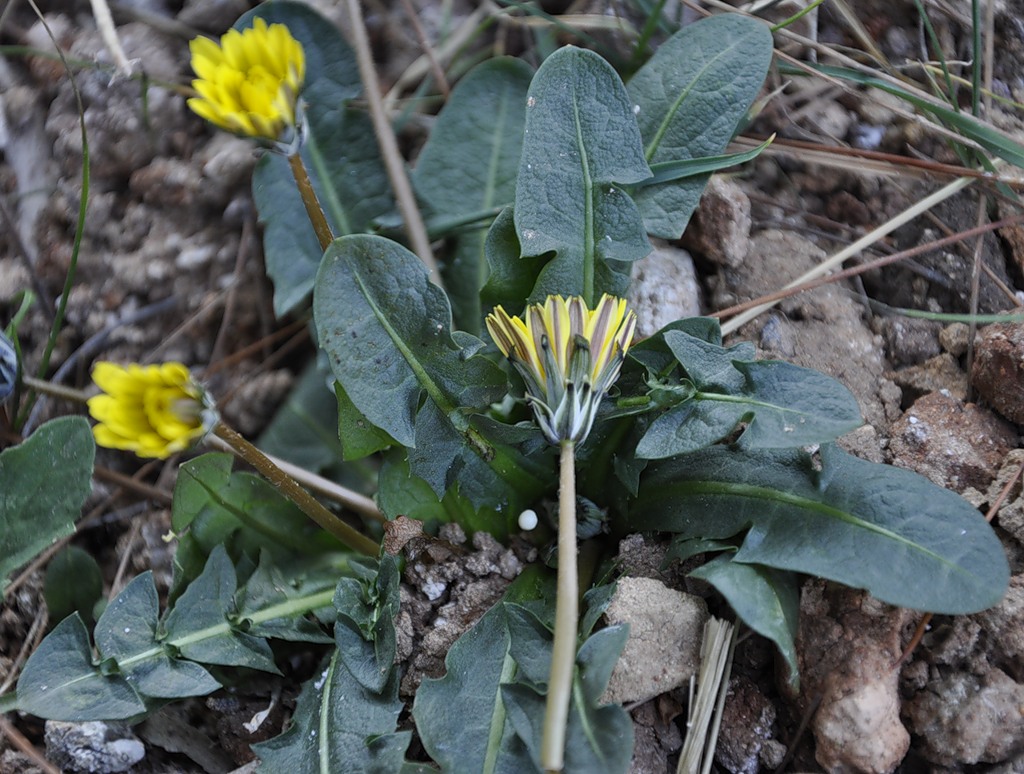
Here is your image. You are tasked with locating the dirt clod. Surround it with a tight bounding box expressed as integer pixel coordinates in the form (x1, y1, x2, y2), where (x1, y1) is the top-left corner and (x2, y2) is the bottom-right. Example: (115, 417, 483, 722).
(971, 322, 1024, 424)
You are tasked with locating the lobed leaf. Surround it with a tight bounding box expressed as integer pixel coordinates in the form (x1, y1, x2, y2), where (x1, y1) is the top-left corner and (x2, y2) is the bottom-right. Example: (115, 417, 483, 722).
(631, 444, 1010, 614)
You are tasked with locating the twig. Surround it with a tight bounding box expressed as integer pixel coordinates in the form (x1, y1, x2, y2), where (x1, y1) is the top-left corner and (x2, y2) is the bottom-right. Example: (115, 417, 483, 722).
(0, 714, 61, 774)
(344, 0, 442, 285)
(89, 0, 133, 76)
(398, 0, 451, 99)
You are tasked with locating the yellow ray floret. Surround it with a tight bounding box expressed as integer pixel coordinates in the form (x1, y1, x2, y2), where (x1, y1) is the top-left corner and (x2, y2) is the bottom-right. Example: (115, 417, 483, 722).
(188, 17, 305, 141)
(486, 294, 636, 445)
(88, 362, 216, 459)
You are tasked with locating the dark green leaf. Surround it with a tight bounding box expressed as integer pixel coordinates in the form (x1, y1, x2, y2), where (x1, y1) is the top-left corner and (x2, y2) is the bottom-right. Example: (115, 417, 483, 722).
(514, 47, 651, 305)
(236, 554, 335, 643)
(631, 444, 1010, 614)
(413, 58, 533, 333)
(336, 379, 394, 460)
(258, 360, 343, 471)
(0, 417, 95, 589)
(94, 572, 220, 699)
(164, 546, 279, 673)
(689, 556, 799, 686)
(17, 615, 146, 721)
(628, 14, 773, 237)
(414, 603, 535, 774)
(253, 650, 410, 774)
(44, 546, 103, 627)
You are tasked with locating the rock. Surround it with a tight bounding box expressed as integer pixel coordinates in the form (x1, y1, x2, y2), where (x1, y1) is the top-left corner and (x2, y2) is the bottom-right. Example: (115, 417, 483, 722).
(793, 582, 912, 774)
(973, 574, 1024, 668)
(629, 241, 702, 338)
(939, 322, 970, 357)
(985, 449, 1024, 546)
(44, 721, 146, 773)
(814, 674, 909, 774)
(628, 695, 684, 774)
(889, 391, 1017, 491)
(971, 322, 1024, 424)
(714, 676, 776, 774)
(680, 176, 752, 268)
(888, 353, 968, 402)
(879, 317, 941, 366)
(601, 577, 708, 704)
(904, 667, 1024, 766)
(720, 229, 901, 431)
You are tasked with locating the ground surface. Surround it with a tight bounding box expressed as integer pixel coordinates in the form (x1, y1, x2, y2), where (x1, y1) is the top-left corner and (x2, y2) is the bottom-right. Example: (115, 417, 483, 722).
(1, 0, 1023, 772)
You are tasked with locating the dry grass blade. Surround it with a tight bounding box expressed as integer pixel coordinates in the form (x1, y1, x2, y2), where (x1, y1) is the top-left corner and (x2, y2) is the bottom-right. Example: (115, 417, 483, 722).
(677, 617, 737, 774)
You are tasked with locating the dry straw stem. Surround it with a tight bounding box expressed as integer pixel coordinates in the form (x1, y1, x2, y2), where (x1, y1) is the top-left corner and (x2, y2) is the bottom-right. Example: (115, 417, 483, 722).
(677, 617, 737, 774)
(344, 0, 441, 285)
(89, 0, 132, 76)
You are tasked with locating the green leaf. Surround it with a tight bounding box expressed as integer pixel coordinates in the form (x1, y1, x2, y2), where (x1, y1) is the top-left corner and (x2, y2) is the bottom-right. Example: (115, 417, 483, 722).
(413, 58, 533, 333)
(314, 234, 543, 519)
(172, 453, 338, 562)
(236, 553, 335, 644)
(94, 572, 220, 699)
(636, 331, 862, 458)
(514, 46, 651, 305)
(16, 615, 146, 721)
(336, 379, 394, 460)
(333, 555, 400, 694)
(414, 603, 535, 774)
(164, 546, 280, 673)
(689, 556, 799, 686)
(635, 137, 774, 187)
(631, 444, 1010, 614)
(0, 417, 95, 590)
(481, 206, 546, 314)
(253, 650, 410, 774)
(628, 14, 773, 237)
(258, 360, 343, 471)
(247, 2, 393, 315)
(44, 546, 103, 627)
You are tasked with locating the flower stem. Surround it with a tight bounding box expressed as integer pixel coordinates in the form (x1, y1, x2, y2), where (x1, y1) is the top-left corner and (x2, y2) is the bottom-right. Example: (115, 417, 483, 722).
(213, 422, 379, 557)
(288, 152, 334, 252)
(541, 440, 578, 772)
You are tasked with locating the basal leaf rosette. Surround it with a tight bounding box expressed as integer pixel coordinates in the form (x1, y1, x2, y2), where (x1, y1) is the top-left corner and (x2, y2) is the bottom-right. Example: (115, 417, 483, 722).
(486, 294, 636, 445)
(188, 17, 306, 144)
(87, 362, 218, 459)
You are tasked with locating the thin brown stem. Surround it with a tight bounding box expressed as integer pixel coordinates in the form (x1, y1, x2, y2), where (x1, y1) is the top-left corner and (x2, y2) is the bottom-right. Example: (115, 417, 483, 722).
(288, 151, 334, 252)
(213, 422, 379, 557)
(541, 440, 578, 772)
(344, 0, 442, 284)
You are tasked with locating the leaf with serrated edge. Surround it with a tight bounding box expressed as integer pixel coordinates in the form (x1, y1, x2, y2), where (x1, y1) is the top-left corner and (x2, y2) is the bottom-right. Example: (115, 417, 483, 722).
(629, 15, 772, 237)
(1, 417, 95, 589)
(515, 47, 651, 304)
(253, 650, 410, 773)
(631, 444, 1009, 614)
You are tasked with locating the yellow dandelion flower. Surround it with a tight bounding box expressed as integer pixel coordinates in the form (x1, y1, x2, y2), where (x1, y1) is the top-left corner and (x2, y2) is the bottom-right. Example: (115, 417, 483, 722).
(486, 294, 636, 445)
(87, 362, 217, 459)
(188, 17, 305, 142)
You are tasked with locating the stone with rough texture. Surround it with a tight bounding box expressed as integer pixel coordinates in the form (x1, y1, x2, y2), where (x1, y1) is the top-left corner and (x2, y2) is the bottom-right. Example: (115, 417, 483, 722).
(714, 676, 776, 774)
(971, 322, 1024, 424)
(793, 582, 912, 774)
(600, 577, 707, 705)
(904, 668, 1024, 766)
(889, 391, 1017, 492)
(629, 241, 702, 338)
(45, 721, 146, 773)
(680, 175, 752, 267)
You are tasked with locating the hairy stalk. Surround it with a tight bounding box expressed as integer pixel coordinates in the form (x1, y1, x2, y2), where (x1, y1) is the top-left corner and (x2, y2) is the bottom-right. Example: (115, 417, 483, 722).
(541, 440, 578, 772)
(288, 152, 334, 251)
(213, 423, 379, 557)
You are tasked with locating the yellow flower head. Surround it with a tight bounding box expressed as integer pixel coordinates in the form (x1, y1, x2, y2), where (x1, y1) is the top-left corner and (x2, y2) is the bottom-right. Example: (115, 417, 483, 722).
(188, 18, 306, 142)
(486, 294, 636, 445)
(87, 362, 217, 459)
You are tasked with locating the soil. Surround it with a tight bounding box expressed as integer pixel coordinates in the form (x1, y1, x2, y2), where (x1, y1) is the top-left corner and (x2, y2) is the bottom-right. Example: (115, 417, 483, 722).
(2, 1, 1024, 772)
